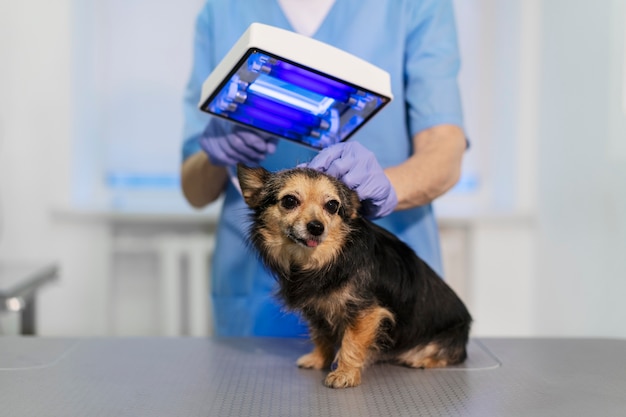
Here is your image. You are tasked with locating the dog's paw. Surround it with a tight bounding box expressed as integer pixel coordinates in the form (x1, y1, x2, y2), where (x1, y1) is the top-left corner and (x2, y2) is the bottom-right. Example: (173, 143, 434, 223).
(324, 369, 361, 388)
(297, 352, 329, 370)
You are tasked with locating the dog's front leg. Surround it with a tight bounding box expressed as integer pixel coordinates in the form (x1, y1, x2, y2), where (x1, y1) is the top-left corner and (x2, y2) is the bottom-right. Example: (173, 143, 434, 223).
(324, 307, 392, 388)
(297, 330, 335, 370)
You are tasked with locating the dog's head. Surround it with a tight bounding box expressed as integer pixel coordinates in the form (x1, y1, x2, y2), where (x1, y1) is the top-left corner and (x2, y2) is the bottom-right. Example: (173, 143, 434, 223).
(237, 164, 360, 270)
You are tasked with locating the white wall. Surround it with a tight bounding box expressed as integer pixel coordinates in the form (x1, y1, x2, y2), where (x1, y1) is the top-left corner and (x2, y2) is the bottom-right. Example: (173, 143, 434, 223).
(71, 0, 205, 211)
(443, 0, 540, 337)
(463, 0, 626, 339)
(0, 0, 205, 337)
(0, 0, 111, 336)
(0, 1, 71, 258)
(532, 0, 626, 338)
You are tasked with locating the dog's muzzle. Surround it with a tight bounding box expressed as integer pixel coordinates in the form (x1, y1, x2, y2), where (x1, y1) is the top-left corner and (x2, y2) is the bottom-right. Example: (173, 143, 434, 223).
(287, 221, 325, 248)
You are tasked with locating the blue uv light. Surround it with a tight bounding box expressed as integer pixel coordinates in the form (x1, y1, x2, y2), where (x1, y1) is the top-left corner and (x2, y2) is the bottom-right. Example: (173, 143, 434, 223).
(267, 61, 357, 103)
(205, 51, 388, 150)
(243, 92, 329, 130)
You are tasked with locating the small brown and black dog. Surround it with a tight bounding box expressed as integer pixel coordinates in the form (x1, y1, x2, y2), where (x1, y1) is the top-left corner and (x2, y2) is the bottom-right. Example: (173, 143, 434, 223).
(237, 164, 472, 388)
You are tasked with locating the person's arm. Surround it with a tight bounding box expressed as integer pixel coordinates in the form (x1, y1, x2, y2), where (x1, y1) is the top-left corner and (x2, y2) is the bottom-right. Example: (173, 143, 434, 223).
(181, 152, 229, 208)
(180, 5, 224, 209)
(385, 124, 466, 210)
(386, 0, 466, 210)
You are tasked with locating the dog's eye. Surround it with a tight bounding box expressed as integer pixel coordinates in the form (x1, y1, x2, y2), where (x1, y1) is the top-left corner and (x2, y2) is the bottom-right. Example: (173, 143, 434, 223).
(324, 200, 340, 214)
(281, 195, 300, 210)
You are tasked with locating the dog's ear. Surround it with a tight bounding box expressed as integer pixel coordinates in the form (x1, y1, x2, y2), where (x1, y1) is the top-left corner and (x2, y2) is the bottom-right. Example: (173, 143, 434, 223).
(338, 185, 361, 219)
(347, 190, 361, 219)
(237, 164, 270, 208)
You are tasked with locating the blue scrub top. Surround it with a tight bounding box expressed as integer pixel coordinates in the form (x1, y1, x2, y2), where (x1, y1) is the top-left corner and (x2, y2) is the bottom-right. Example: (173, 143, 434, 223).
(182, 0, 464, 337)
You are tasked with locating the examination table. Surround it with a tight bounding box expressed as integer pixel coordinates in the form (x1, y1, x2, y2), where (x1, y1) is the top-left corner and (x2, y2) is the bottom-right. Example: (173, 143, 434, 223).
(1, 337, 625, 416)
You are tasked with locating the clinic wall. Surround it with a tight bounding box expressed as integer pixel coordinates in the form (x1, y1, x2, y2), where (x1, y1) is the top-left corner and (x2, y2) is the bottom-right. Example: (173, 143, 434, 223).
(452, 0, 626, 339)
(0, 0, 110, 335)
(442, 0, 539, 337)
(532, 0, 626, 338)
(0, 1, 70, 257)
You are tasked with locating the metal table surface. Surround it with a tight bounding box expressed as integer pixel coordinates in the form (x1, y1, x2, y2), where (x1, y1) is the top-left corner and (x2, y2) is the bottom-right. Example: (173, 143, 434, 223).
(0, 337, 625, 416)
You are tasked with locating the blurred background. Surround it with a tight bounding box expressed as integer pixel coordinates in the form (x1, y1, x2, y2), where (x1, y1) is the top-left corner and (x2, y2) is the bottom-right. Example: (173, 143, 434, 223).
(0, 0, 624, 338)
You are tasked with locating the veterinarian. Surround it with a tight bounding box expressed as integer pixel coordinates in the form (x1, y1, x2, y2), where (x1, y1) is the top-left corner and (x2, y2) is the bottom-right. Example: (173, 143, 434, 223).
(181, 0, 467, 337)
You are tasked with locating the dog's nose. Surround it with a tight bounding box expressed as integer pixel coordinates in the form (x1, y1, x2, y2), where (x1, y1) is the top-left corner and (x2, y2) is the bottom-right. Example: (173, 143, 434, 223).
(307, 220, 325, 236)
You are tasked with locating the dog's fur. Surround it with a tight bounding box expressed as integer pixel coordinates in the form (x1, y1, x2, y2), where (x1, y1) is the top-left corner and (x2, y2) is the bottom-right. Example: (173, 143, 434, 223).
(237, 165, 472, 388)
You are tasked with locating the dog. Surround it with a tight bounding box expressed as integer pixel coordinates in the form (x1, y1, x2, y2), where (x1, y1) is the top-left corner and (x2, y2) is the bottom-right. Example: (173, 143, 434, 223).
(237, 164, 472, 388)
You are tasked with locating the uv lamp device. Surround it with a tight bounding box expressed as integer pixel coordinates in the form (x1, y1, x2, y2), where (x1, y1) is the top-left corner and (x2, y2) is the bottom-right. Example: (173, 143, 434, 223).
(198, 23, 393, 150)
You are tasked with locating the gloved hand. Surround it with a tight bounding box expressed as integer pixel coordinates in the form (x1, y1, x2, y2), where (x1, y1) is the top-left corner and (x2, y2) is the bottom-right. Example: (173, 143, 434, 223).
(304, 142, 398, 219)
(199, 118, 278, 167)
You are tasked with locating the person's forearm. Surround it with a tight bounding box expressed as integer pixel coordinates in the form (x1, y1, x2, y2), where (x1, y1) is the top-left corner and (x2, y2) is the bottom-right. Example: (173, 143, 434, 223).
(181, 151, 229, 208)
(385, 125, 466, 210)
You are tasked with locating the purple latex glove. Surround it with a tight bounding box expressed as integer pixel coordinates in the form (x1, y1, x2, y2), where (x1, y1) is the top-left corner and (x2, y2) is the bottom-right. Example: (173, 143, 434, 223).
(199, 118, 278, 167)
(304, 142, 398, 219)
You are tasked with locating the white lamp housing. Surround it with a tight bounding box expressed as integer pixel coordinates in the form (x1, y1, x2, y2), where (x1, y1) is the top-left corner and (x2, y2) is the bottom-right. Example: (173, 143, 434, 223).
(198, 23, 393, 149)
